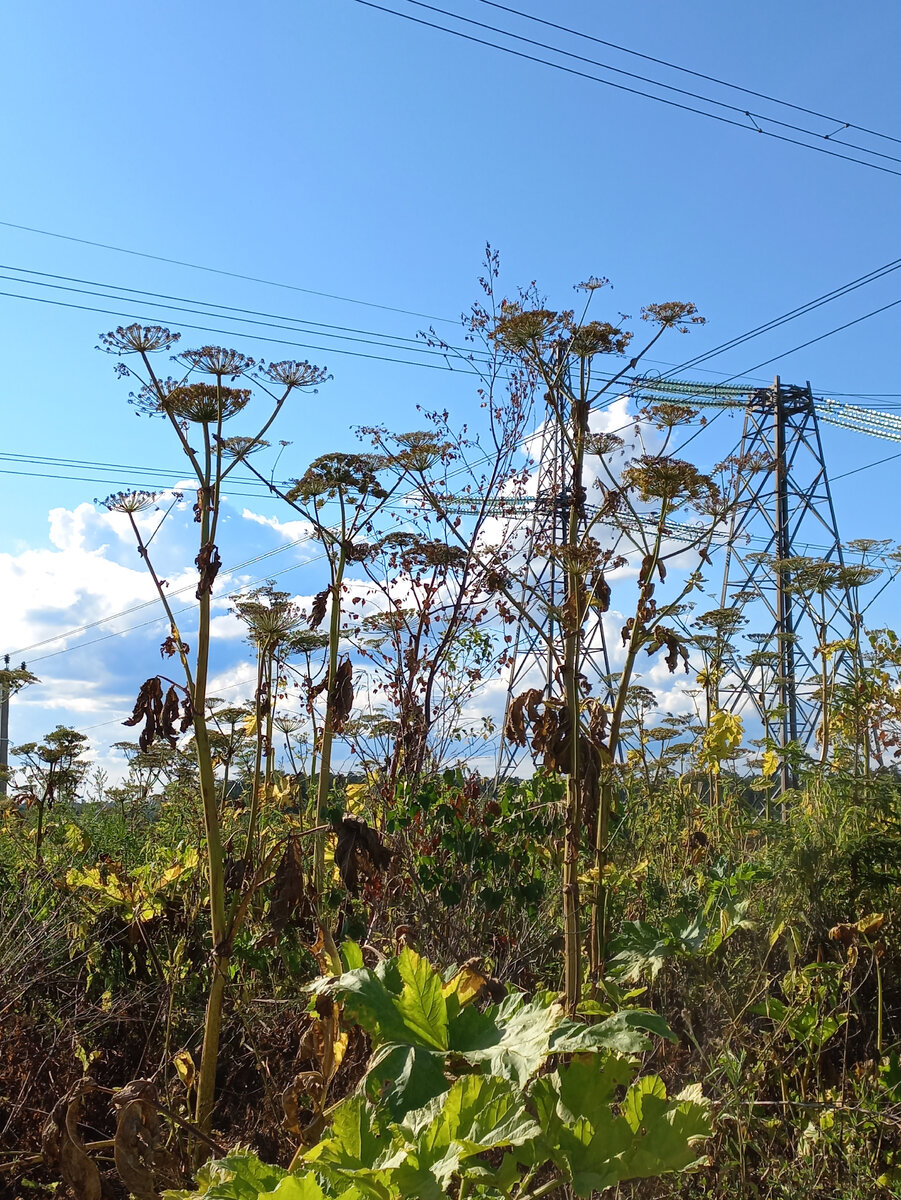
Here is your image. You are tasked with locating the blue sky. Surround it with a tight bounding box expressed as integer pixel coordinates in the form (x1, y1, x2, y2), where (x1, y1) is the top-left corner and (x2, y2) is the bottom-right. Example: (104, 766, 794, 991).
(3, 0, 901, 774)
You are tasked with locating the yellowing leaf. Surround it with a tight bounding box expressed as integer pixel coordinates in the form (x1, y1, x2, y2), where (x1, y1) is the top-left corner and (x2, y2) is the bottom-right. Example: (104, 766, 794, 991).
(761, 749, 779, 778)
(174, 1049, 196, 1091)
(331, 1029, 349, 1076)
(856, 912, 885, 935)
(698, 710, 743, 774)
(442, 962, 487, 1008)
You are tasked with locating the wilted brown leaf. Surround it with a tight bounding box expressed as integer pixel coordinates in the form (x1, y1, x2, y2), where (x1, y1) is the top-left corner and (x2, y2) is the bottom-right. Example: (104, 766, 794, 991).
(112, 1084, 163, 1195)
(331, 659, 354, 733)
(282, 1070, 325, 1136)
(112, 1079, 160, 1200)
(42, 1086, 102, 1200)
(309, 587, 330, 629)
(195, 541, 222, 598)
(123, 677, 164, 752)
(270, 837, 308, 934)
(160, 635, 189, 659)
(332, 816, 391, 897)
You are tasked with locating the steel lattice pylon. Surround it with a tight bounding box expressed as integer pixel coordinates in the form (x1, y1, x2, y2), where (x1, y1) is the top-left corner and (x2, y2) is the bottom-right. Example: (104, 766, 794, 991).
(492, 369, 896, 783)
(634, 374, 892, 787)
(717, 379, 859, 784)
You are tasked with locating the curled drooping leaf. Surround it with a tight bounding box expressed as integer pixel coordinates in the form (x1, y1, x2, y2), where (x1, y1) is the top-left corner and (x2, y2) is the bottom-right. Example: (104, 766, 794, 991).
(179, 692, 194, 733)
(270, 837, 309, 934)
(123, 678, 190, 750)
(195, 541, 222, 598)
(42, 1085, 101, 1200)
(123, 677, 164, 752)
(160, 634, 190, 659)
(332, 816, 392, 896)
(504, 688, 544, 748)
(111, 1079, 160, 1200)
(309, 587, 330, 629)
(648, 625, 690, 674)
(330, 659, 354, 733)
(160, 686, 182, 748)
(282, 1070, 326, 1137)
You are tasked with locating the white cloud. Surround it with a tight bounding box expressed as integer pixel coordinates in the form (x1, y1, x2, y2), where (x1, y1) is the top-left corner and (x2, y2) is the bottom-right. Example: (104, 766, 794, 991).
(241, 508, 315, 547)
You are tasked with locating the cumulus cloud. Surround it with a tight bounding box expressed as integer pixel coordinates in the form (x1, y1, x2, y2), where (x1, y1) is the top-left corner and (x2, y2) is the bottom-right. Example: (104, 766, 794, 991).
(241, 508, 315, 548)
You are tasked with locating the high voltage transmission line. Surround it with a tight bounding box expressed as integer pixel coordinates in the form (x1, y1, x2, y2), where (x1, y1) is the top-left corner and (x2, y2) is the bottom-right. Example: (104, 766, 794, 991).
(0, 221, 455, 323)
(349, 0, 901, 178)
(0, 265, 486, 365)
(471, 0, 901, 148)
(3, 253, 901, 403)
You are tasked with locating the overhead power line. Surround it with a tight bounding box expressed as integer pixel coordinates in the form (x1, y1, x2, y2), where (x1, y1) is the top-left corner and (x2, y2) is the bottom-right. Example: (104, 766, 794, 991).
(0, 287, 472, 373)
(402, 0, 901, 166)
(350, 0, 901, 178)
(473, 0, 901, 148)
(0, 220, 455, 324)
(0, 264, 488, 365)
(3, 261, 900, 406)
(655, 255, 901, 381)
(737, 296, 901, 378)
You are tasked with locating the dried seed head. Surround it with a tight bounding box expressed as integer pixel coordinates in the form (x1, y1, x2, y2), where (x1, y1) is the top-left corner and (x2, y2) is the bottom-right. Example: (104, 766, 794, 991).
(218, 436, 270, 460)
(101, 490, 161, 514)
(178, 345, 255, 377)
(163, 382, 252, 423)
(260, 359, 331, 389)
(99, 324, 180, 354)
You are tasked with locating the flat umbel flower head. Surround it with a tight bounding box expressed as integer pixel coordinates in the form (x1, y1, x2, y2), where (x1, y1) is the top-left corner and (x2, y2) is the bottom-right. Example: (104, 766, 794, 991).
(259, 359, 330, 390)
(176, 346, 255, 378)
(99, 324, 180, 354)
(101, 489, 162, 514)
(163, 383, 252, 423)
(217, 436, 270, 460)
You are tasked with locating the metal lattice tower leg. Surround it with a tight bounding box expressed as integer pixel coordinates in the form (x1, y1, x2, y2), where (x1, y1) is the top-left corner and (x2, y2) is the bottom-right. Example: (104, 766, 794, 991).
(718, 377, 859, 785)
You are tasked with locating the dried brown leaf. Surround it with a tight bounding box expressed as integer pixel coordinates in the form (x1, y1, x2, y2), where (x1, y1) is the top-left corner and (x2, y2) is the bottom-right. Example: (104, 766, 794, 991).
(331, 659, 354, 733)
(309, 587, 330, 629)
(61, 1089, 102, 1200)
(270, 837, 307, 934)
(332, 816, 391, 897)
(195, 541, 222, 598)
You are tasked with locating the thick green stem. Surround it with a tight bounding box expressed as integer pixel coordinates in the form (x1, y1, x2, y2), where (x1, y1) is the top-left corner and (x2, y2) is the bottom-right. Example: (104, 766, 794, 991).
(589, 513, 668, 978)
(313, 543, 347, 892)
(241, 650, 268, 869)
(191, 446, 230, 1141)
(562, 360, 586, 1014)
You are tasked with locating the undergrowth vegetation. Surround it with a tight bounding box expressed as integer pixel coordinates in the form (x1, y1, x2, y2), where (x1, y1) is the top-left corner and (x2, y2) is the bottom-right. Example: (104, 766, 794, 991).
(3, 289, 901, 1199)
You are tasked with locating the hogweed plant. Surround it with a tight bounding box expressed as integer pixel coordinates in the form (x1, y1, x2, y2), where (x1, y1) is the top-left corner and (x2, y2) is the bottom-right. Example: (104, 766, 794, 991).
(99, 324, 328, 1140)
(376, 272, 749, 1011)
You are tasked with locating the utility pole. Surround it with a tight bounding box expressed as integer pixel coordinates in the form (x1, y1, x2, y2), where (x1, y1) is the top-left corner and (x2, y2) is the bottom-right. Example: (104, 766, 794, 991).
(0, 654, 10, 797)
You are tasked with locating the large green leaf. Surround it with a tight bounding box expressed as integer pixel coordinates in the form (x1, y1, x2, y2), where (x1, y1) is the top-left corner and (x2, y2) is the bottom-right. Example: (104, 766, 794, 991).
(162, 1154, 288, 1199)
(448, 993, 562, 1085)
(364, 1043, 449, 1121)
(402, 1075, 541, 1190)
(259, 1177, 326, 1200)
(618, 1080, 712, 1180)
(311, 950, 448, 1054)
(309, 968, 412, 1047)
(551, 1007, 675, 1055)
(303, 1094, 400, 1193)
(394, 948, 448, 1051)
(528, 1062, 711, 1198)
